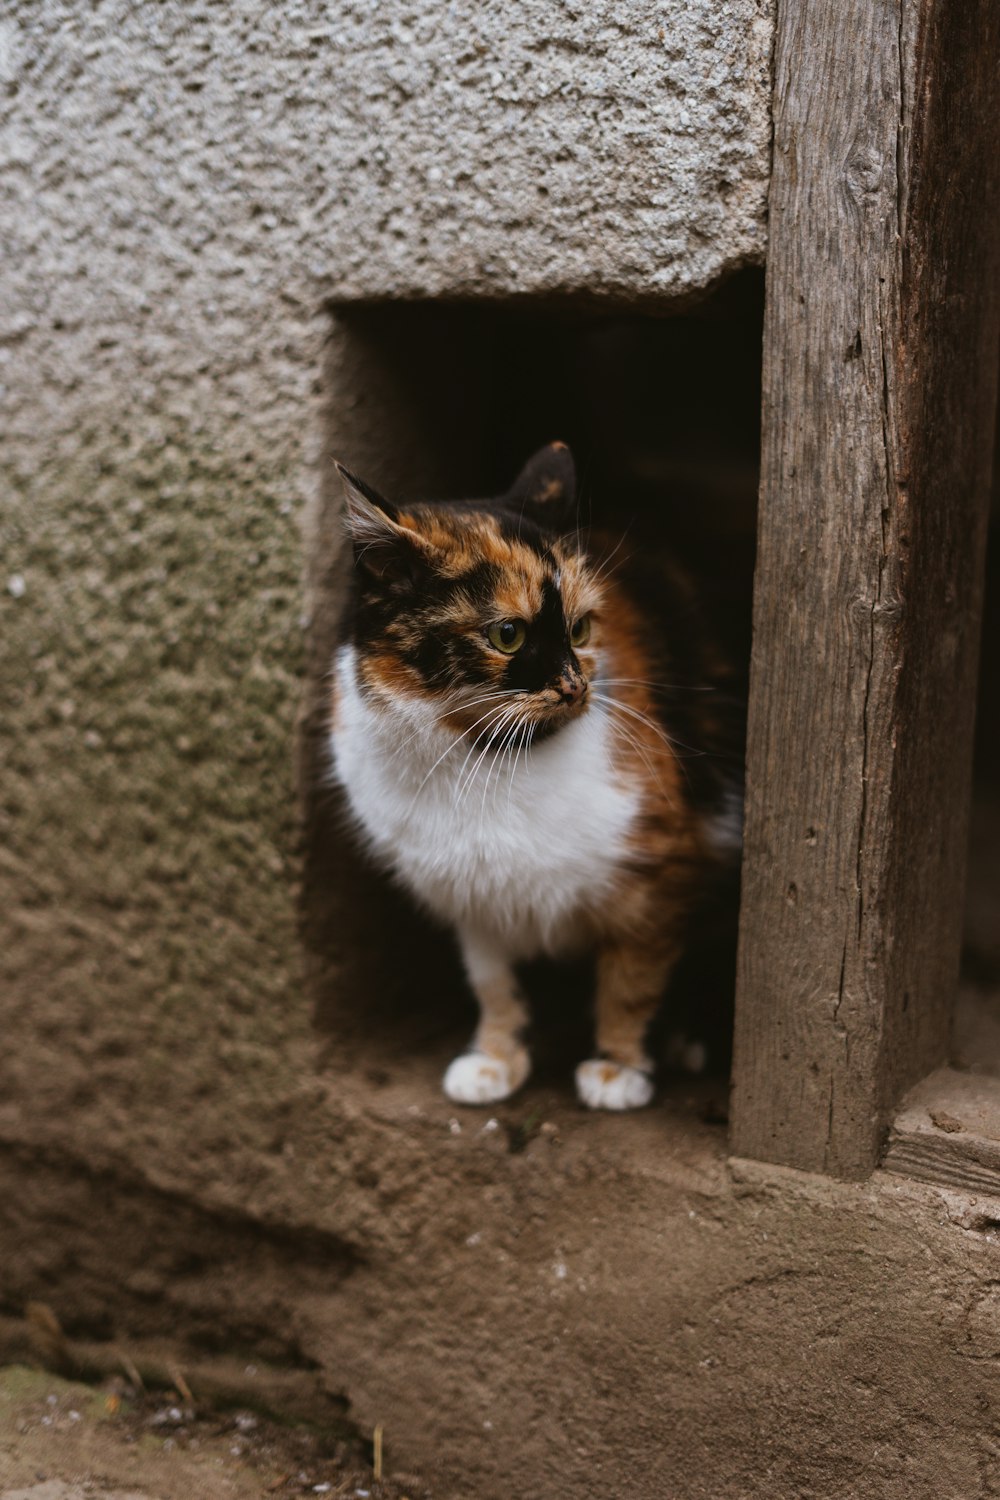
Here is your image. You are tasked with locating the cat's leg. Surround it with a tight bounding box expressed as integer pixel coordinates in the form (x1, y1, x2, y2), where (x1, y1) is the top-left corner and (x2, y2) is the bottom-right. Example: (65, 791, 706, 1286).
(443, 930, 531, 1105)
(576, 937, 678, 1111)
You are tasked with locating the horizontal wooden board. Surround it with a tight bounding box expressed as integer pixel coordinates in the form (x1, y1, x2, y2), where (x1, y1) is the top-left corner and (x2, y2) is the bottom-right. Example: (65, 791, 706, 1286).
(883, 1069, 1000, 1198)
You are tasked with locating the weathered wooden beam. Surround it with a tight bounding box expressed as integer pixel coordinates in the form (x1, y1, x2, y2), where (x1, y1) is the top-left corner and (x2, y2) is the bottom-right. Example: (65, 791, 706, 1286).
(731, 0, 1000, 1178)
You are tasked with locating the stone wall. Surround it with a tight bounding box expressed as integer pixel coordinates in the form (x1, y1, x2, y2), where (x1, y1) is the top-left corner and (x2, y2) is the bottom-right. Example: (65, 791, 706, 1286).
(0, 0, 772, 1191)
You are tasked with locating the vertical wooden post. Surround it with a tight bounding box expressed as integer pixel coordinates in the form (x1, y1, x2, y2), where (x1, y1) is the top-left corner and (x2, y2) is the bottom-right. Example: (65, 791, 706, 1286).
(731, 0, 1000, 1177)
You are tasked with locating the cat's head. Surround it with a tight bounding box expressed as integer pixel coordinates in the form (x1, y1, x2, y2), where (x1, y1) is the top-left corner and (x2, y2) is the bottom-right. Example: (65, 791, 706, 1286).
(338, 443, 604, 742)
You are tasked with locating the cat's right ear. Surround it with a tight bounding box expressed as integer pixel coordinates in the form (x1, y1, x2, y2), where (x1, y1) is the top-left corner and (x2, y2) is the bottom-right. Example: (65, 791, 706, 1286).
(336, 464, 433, 583)
(502, 442, 577, 526)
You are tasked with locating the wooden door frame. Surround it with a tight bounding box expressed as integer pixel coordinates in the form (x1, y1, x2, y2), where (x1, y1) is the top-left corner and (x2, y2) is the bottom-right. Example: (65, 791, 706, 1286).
(731, 0, 1000, 1178)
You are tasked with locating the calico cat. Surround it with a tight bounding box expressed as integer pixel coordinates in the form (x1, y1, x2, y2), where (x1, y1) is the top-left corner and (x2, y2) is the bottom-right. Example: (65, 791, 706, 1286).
(329, 443, 742, 1110)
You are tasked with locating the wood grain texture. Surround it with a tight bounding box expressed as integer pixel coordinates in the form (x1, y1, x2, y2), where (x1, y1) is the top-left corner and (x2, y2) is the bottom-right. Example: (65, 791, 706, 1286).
(731, 0, 1000, 1178)
(883, 1069, 1000, 1198)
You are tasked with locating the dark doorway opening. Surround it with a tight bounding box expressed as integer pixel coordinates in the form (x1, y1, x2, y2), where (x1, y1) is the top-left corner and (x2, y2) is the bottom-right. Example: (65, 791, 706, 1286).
(302, 270, 764, 1091)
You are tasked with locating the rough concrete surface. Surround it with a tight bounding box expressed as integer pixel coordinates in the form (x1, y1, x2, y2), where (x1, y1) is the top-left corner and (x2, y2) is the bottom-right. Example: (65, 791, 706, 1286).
(9, 3, 999, 1499)
(2, 1098, 1000, 1500)
(2, 0, 771, 313)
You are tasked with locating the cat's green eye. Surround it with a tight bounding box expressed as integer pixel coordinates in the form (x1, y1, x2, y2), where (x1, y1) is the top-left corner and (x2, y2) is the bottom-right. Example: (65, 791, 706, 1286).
(570, 615, 592, 648)
(487, 619, 527, 655)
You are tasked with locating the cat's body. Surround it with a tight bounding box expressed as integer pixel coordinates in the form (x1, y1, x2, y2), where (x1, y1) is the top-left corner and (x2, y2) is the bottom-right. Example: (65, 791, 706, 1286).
(329, 444, 742, 1110)
(333, 645, 639, 960)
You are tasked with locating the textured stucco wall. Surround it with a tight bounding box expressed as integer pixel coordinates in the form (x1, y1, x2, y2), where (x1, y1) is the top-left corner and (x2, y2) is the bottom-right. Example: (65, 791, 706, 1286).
(0, 0, 773, 1172)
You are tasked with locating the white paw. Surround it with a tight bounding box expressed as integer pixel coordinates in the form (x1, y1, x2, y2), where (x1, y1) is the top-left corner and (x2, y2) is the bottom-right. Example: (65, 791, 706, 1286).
(575, 1059, 654, 1111)
(443, 1050, 528, 1105)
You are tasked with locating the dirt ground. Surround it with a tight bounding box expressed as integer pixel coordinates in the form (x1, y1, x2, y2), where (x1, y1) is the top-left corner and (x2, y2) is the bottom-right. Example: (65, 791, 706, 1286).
(0, 1363, 430, 1500)
(1, 782, 995, 1500)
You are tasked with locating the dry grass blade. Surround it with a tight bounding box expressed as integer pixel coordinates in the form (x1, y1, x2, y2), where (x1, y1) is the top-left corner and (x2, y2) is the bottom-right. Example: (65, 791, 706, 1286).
(374, 1422, 384, 1480)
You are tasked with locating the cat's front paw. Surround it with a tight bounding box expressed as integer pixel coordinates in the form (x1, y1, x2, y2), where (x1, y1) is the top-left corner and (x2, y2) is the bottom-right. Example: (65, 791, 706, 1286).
(443, 1049, 529, 1105)
(575, 1059, 654, 1111)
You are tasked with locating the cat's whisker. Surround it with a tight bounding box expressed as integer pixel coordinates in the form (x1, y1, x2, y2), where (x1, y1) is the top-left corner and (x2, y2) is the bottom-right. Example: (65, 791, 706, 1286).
(411, 701, 516, 800)
(587, 531, 635, 588)
(453, 705, 518, 806)
(482, 713, 525, 820)
(591, 692, 707, 760)
(605, 716, 661, 790)
(506, 720, 532, 816)
(463, 708, 522, 808)
(462, 706, 523, 809)
(595, 695, 702, 801)
(502, 727, 520, 817)
(451, 715, 499, 803)
(593, 692, 671, 767)
(477, 724, 509, 818)
(404, 702, 500, 774)
(502, 720, 530, 805)
(386, 689, 516, 764)
(597, 677, 714, 695)
(457, 724, 500, 808)
(597, 703, 677, 810)
(595, 696, 692, 798)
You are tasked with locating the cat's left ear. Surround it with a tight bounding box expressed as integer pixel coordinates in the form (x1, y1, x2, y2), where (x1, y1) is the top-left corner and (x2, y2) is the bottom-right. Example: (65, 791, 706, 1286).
(336, 463, 437, 581)
(502, 442, 577, 524)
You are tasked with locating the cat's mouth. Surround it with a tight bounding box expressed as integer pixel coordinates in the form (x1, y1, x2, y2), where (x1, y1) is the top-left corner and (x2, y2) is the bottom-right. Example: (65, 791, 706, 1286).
(442, 685, 589, 746)
(526, 705, 586, 743)
(496, 693, 590, 747)
(525, 691, 589, 739)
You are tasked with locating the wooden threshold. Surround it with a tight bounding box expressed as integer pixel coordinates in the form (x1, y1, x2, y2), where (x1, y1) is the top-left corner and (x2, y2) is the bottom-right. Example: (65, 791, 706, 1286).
(884, 1068, 1000, 1198)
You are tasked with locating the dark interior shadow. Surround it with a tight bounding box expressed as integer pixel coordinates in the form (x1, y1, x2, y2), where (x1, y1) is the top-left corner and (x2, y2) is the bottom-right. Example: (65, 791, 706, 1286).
(956, 357, 1000, 1075)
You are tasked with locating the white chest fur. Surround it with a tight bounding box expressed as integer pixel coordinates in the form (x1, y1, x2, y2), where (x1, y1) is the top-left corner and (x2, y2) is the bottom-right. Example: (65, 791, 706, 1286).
(330, 646, 641, 959)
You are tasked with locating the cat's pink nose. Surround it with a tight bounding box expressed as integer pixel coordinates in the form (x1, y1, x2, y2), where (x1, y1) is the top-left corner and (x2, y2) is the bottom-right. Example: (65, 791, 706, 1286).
(556, 675, 587, 705)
